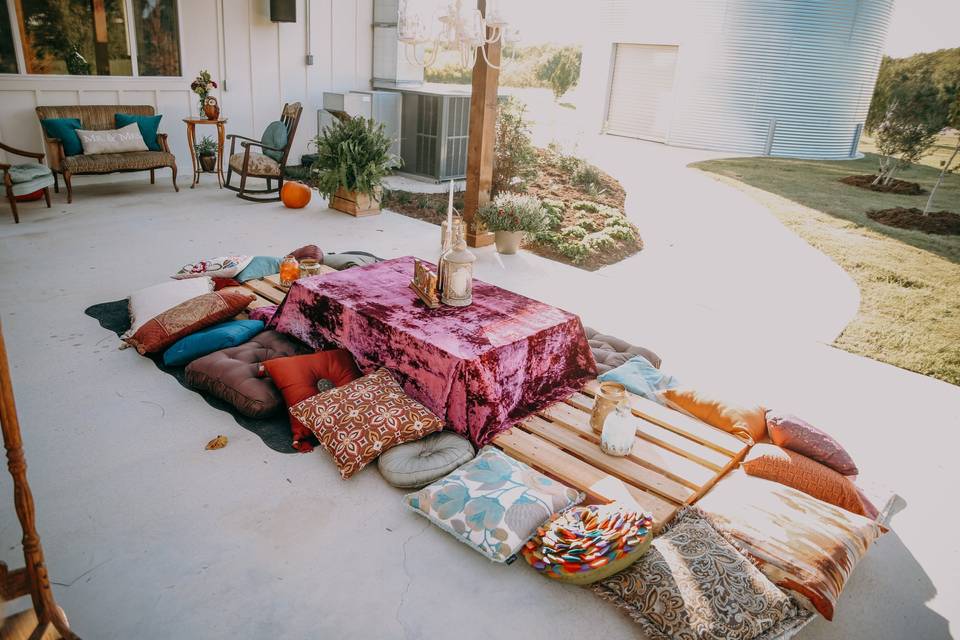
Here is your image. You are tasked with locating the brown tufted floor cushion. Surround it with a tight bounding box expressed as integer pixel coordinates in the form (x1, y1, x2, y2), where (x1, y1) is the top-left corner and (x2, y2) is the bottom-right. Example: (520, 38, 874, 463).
(583, 326, 662, 373)
(185, 330, 310, 418)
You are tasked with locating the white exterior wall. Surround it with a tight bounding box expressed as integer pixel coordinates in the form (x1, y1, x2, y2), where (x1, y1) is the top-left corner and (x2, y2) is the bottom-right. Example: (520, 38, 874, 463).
(0, 0, 374, 166)
(581, 0, 895, 159)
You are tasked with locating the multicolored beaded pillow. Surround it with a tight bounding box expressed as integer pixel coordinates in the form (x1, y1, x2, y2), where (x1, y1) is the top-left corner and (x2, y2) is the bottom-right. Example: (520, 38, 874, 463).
(404, 446, 584, 563)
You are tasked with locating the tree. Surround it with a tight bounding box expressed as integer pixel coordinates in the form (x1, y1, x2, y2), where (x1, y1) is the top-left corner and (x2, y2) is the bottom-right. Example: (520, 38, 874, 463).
(923, 95, 960, 215)
(492, 98, 537, 196)
(536, 47, 582, 100)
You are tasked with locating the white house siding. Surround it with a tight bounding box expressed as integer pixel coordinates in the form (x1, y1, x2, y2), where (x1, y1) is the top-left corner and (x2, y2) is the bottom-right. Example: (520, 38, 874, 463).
(0, 0, 373, 167)
(581, 0, 895, 159)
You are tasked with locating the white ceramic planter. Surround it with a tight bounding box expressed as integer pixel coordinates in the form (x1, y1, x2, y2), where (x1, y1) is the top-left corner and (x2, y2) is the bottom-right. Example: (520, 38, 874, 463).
(494, 230, 525, 255)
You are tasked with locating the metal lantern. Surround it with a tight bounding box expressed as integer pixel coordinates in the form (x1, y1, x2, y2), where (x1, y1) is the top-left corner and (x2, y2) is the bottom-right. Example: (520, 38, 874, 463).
(440, 235, 476, 307)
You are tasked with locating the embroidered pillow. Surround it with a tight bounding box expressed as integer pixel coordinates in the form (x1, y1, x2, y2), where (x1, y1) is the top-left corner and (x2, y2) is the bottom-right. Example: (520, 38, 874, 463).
(172, 255, 253, 280)
(592, 507, 813, 640)
(404, 446, 584, 563)
(124, 277, 214, 339)
(289, 368, 443, 477)
(124, 290, 255, 355)
(76, 123, 149, 155)
(765, 411, 859, 476)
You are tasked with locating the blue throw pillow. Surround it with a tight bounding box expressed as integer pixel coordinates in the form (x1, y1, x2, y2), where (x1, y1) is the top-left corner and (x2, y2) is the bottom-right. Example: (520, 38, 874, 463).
(260, 120, 288, 161)
(40, 118, 83, 156)
(597, 355, 680, 403)
(115, 113, 163, 151)
(162, 320, 264, 367)
(235, 256, 281, 283)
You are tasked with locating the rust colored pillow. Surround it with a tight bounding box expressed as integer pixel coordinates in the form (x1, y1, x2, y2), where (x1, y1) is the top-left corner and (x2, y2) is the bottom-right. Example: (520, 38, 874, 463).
(262, 350, 361, 452)
(765, 411, 859, 476)
(743, 444, 869, 516)
(289, 368, 444, 479)
(124, 290, 255, 355)
(659, 387, 766, 443)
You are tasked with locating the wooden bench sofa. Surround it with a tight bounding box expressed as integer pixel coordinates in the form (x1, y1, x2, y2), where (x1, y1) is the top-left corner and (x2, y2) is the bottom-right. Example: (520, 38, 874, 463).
(35, 105, 178, 203)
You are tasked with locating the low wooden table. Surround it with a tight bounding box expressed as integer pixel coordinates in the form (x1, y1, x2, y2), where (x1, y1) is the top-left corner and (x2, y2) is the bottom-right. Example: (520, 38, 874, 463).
(183, 117, 228, 188)
(493, 380, 750, 528)
(236, 268, 337, 309)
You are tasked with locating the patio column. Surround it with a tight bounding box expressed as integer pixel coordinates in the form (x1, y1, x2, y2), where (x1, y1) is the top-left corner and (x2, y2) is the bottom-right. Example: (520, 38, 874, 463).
(462, 0, 499, 248)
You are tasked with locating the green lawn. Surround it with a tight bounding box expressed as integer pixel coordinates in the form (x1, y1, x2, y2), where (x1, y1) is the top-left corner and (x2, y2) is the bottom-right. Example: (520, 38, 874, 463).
(691, 152, 960, 386)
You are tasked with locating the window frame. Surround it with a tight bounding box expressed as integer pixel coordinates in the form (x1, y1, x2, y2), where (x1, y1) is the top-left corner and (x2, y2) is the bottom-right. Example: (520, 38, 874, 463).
(0, 0, 185, 79)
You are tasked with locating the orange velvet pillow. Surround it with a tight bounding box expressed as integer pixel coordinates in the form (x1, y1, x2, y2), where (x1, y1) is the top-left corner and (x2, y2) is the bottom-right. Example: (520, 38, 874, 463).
(124, 290, 255, 355)
(742, 444, 869, 516)
(262, 350, 361, 452)
(659, 387, 766, 443)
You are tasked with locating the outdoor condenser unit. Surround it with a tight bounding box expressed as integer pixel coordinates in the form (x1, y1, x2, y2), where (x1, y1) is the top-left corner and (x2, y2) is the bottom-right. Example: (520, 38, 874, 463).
(320, 90, 402, 159)
(399, 86, 471, 182)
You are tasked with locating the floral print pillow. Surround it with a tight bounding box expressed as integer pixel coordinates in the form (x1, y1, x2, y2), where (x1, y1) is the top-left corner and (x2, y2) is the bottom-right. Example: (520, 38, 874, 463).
(405, 447, 583, 563)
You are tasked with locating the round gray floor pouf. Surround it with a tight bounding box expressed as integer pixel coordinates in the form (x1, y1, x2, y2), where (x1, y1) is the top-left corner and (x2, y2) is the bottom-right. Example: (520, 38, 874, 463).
(378, 431, 475, 489)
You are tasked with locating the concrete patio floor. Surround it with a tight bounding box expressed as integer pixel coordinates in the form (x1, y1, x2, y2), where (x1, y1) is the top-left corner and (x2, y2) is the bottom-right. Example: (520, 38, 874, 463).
(0, 166, 957, 639)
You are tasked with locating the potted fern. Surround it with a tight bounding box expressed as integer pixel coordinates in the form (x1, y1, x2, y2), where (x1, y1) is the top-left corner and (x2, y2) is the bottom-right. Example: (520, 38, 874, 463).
(311, 116, 399, 216)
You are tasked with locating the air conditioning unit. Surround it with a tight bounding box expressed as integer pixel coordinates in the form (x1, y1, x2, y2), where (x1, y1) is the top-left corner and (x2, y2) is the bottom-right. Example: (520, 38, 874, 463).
(398, 86, 471, 182)
(320, 90, 402, 159)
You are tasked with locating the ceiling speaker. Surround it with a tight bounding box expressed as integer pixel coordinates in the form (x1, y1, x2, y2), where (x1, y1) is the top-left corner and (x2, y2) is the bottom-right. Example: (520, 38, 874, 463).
(270, 0, 296, 22)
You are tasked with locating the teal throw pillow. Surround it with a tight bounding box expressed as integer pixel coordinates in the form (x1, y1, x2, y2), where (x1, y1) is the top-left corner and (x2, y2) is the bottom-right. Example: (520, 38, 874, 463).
(235, 256, 281, 283)
(598, 355, 680, 403)
(40, 118, 83, 156)
(115, 113, 163, 151)
(162, 320, 264, 367)
(260, 120, 288, 162)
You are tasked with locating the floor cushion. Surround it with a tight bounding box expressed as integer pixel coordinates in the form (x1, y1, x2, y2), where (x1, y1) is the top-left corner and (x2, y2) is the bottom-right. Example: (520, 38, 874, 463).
(583, 326, 662, 372)
(598, 355, 678, 403)
(162, 319, 264, 367)
(124, 277, 214, 339)
(184, 330, 310, 418)
(742, 444, 870, 517)
(262, 350, 362, 452)
(592, 506, 813, 639)
(322, 252, 379, 270)
(290, 368, 444, 478)
(404, 446, 583, 563)
(377, 431, 475, 489)
(766, 411, 859, 476)
(659, 387, 766, 443)
(124, 290, 255, 355)
(235, 256, 281, 283)
(173, 255, 253, 280)
(697, 470, 883, 621)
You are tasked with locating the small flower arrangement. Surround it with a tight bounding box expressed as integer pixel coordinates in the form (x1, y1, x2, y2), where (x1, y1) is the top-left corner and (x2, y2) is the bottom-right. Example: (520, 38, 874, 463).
(190, 70, 217, 111)
(477, 193, 547, 233)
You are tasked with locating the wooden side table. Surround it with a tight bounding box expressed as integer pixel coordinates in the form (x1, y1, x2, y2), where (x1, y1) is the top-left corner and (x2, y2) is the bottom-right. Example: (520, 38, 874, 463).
(183, 117, 228, 188)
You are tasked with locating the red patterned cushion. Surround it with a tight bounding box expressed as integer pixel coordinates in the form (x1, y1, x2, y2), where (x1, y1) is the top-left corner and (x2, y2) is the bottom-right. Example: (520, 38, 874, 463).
(262, 350, 361, 452)
(124, 290, 254, 355)
(289, 368, 444, 479)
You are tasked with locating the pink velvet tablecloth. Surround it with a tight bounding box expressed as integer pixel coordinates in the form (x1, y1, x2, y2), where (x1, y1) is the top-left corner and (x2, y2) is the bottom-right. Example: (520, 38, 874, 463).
(268, 256, 597, 446)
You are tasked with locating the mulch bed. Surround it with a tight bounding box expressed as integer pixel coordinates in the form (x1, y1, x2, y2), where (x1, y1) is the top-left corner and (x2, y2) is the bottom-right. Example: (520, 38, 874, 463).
(866, 207, 960, 235)
(840, 174, 925, 195)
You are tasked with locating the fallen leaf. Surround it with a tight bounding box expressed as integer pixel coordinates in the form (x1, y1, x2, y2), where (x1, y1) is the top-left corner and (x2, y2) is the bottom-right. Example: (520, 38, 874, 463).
(206, 435, 228, 450)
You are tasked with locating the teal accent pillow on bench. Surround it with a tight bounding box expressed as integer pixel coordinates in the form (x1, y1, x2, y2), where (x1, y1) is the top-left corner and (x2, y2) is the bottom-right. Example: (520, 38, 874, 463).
(40, 118, 83, 156)
(260, 120, 288, 161)
(115, 113, 163, 152)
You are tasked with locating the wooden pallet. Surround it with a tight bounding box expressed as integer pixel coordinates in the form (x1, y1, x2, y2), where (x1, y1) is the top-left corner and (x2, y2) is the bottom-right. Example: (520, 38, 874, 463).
(234, 268, 337, 310)
(493, 380, 750, 528)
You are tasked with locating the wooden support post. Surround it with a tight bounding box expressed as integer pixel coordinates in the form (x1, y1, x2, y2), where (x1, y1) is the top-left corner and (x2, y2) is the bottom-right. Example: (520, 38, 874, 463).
(463, 0, 499, 248)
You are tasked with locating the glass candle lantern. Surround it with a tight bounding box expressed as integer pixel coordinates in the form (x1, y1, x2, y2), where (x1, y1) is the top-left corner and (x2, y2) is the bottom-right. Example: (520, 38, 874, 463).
(590, 382, 627, 435)
(279, 254, 299, 288)
(440, 235, 476, 307)
(601, 402, 635, 457)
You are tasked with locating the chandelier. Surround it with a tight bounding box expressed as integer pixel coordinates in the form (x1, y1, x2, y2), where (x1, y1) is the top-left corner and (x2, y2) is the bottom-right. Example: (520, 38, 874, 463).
(398, 0, 511, 70)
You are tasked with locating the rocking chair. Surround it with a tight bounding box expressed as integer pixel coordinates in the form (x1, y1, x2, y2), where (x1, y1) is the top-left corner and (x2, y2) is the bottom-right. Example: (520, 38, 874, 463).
(224, 102, 302, 202)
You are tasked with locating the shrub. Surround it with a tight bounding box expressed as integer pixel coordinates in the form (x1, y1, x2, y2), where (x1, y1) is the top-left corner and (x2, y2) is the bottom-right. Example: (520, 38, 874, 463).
(572, 201, 599, 213)
(541, 199, 565, 230)
(311, 116, 399, 198)
(396, 190, 412, 205)
(605, 215, 632, 229)
(536, 47, 583, 99)
(585, 232, 616, 252)
(607, 226, 636, 242)
(557, 240, 590, 263)
(477, 193, 546, 232)
(561, 225, 588, 240)
(416, 195, 431, 209)
(574, 215, 600, 232)
(573, 164, 603, 194)
(493, 98, 538, 195)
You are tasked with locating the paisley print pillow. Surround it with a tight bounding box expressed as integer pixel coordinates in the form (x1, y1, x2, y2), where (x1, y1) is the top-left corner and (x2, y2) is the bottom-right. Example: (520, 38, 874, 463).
(404, 446, 583, 563)
(289, 368, 443, 479)
(592, 507, 813, 640)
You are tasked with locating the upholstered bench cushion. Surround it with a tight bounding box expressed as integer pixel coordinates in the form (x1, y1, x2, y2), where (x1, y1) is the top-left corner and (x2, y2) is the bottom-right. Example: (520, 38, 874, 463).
(229, 152, 280, 177)
(378, 431, 475, 489)
(583, 326, 662, 373)
(63, 150, 175, 173)
(184, 330, 309, 418)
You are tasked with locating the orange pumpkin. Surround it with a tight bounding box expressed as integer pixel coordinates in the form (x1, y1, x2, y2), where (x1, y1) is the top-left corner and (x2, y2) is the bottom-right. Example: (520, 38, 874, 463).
(281, 181, 312, 209)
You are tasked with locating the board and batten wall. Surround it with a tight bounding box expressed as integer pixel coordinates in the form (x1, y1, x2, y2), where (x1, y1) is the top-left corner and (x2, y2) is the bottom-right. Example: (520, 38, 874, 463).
(0, 0, 373, 168)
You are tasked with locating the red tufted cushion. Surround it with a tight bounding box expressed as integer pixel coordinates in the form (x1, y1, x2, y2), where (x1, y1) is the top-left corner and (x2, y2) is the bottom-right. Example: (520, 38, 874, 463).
(262, 350, 361, 452)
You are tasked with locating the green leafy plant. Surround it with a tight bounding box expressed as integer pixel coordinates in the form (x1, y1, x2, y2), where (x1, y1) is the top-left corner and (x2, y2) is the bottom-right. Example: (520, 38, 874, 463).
(560, 225, 588, 240)
(477, 193, 546, 233)
(573, 164, 603, 194)
(194, 135, 217, 157)
(492, 98, 538, 195)
(311, 116, 399, 199)
(572, 201, 599, 213)
(536, 47, 583, 100)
